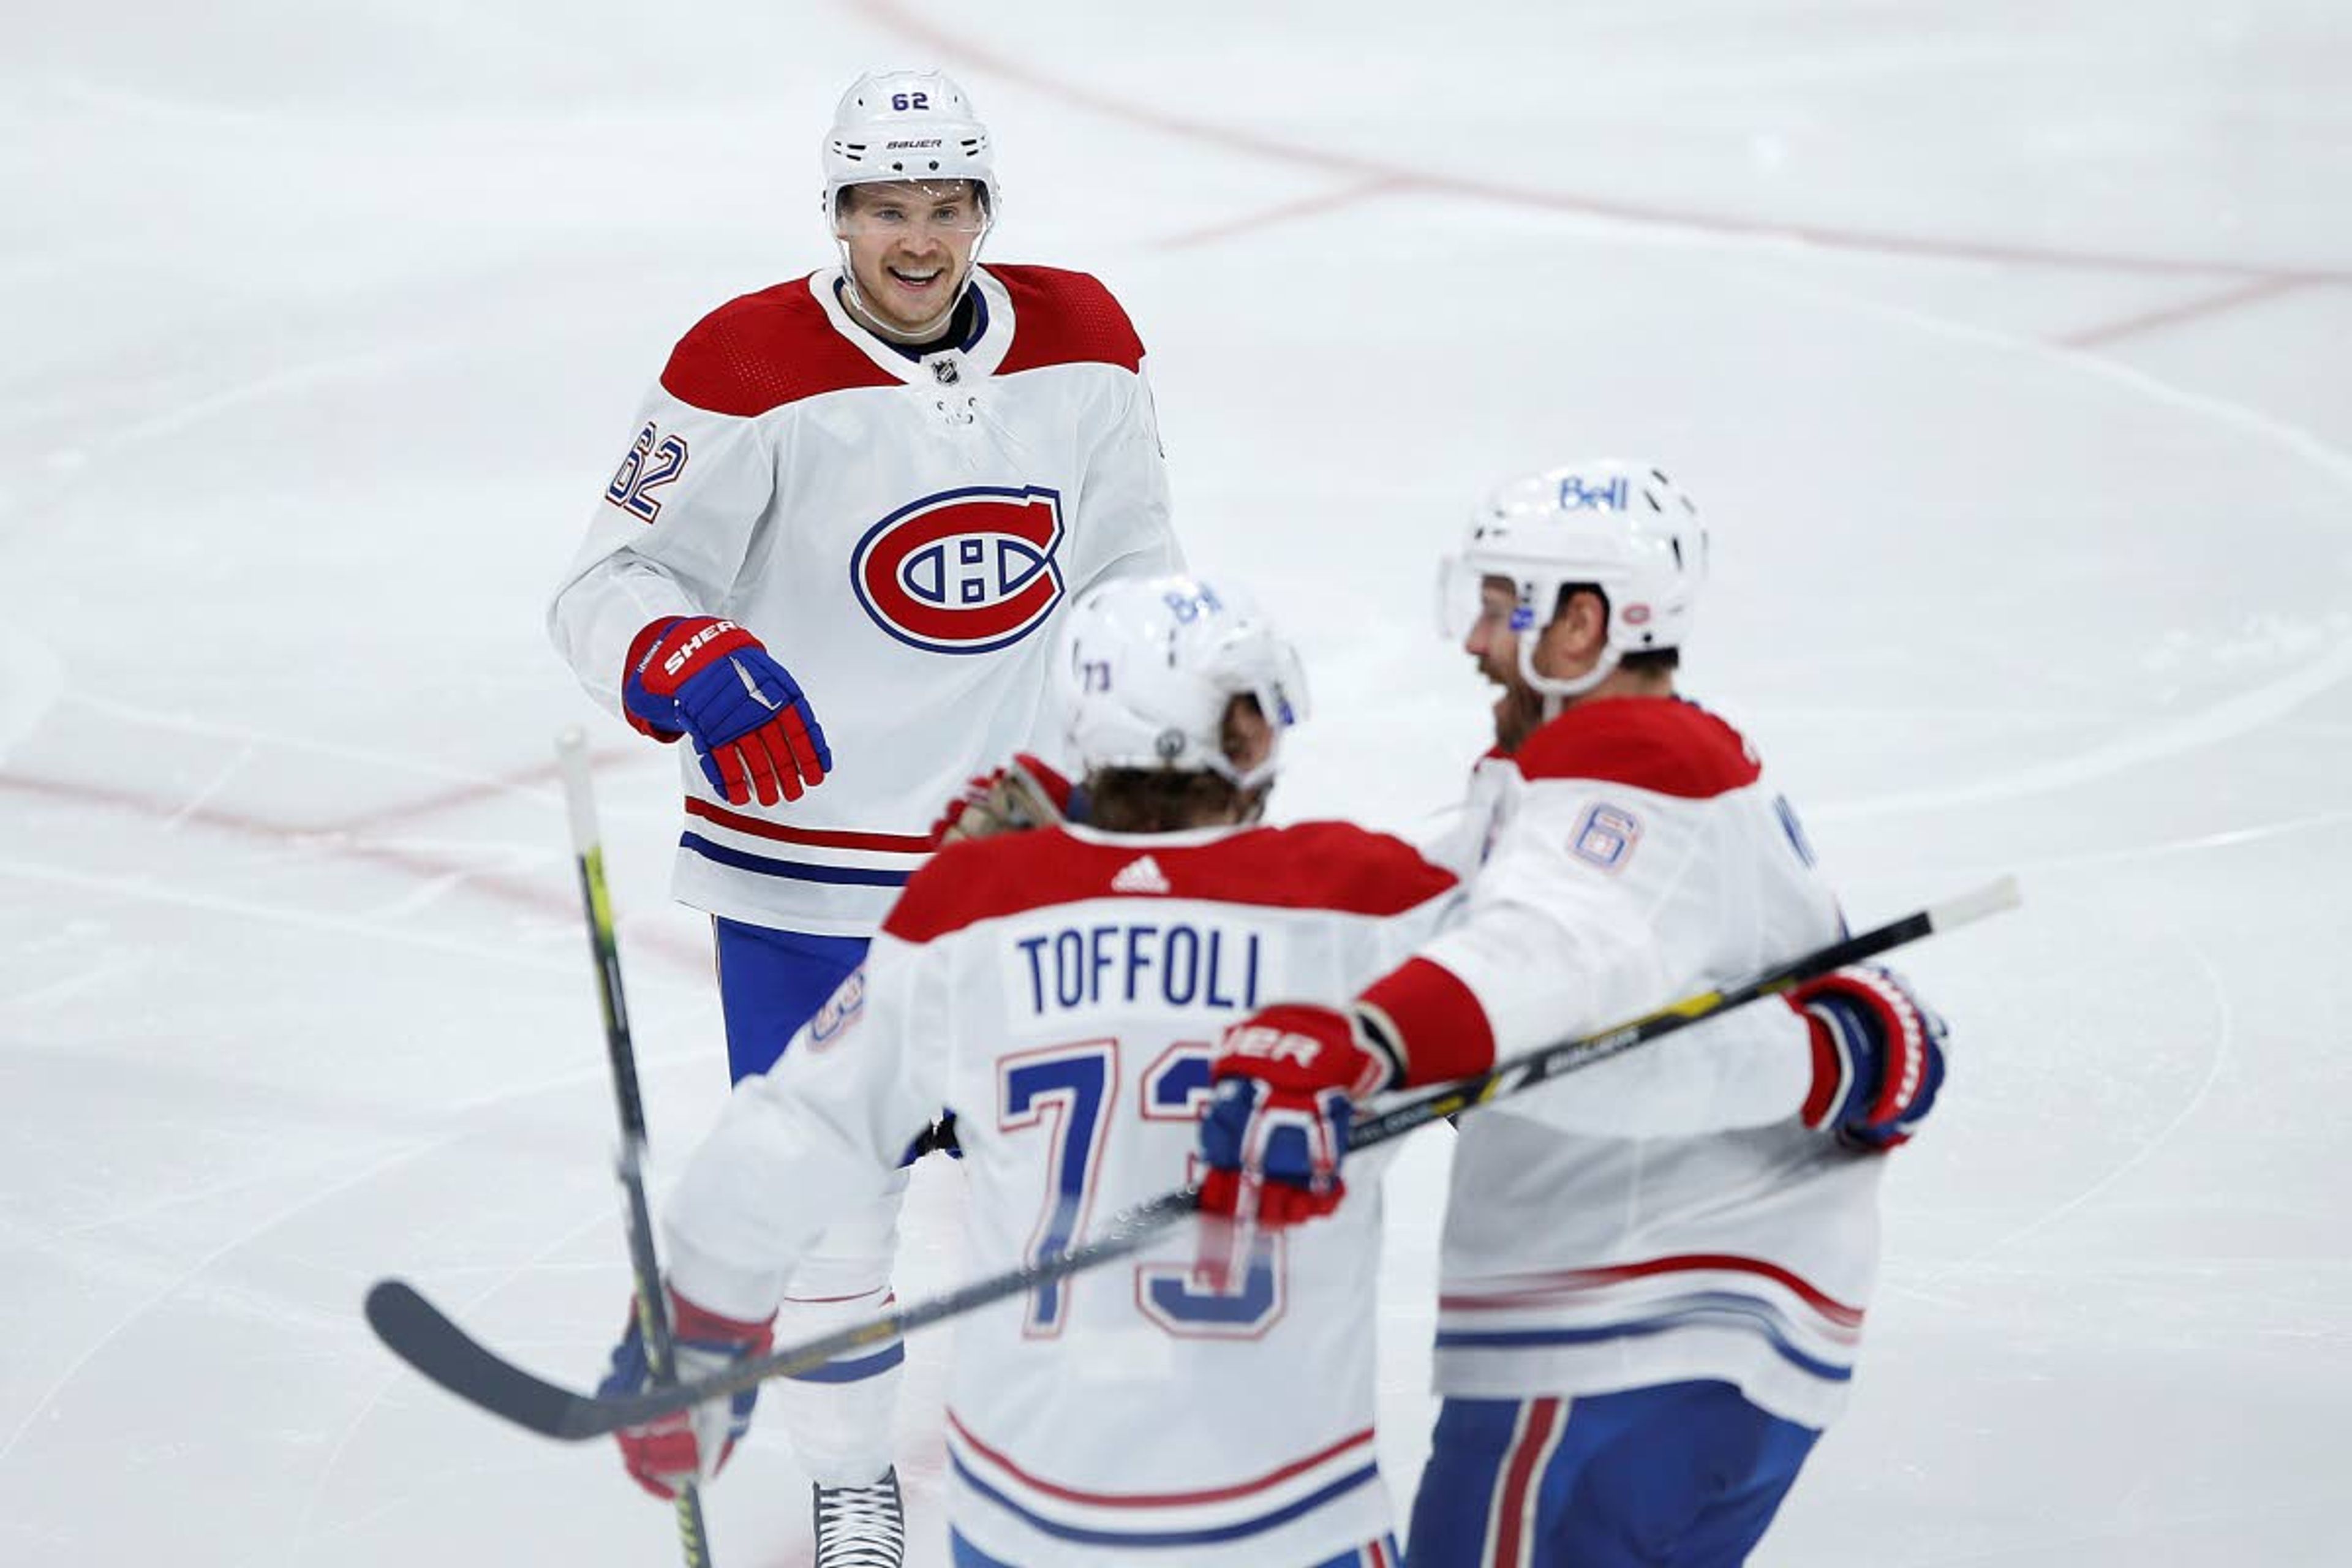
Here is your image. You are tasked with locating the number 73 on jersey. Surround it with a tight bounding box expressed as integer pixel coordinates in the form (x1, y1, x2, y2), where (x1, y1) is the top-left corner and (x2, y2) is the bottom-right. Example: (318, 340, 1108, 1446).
(998, 1038, 1286, 1338)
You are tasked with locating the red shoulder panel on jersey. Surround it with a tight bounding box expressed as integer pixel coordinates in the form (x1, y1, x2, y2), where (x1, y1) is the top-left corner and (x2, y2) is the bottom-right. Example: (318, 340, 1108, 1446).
(658, 279, 900, 417)
(884, 821, 1457, 944)
(1510, 698, 1762, 800)
(990, 265, 1147, 376)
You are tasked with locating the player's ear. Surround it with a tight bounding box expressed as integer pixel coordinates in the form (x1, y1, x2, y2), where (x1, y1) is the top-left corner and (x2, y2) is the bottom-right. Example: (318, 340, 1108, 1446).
(1562, 587, 1610, 657)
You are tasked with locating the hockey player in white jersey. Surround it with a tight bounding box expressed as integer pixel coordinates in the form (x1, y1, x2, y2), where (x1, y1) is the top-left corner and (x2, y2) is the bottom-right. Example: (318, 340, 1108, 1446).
(598, 573, 1457, 1566)
(548, 69, 1182, 1561)
(1197, 464, 1950, 1566)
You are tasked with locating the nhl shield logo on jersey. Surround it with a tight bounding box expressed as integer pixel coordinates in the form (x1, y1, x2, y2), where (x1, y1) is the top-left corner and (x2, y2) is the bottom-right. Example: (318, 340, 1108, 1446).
(851, 485, 1068, 654)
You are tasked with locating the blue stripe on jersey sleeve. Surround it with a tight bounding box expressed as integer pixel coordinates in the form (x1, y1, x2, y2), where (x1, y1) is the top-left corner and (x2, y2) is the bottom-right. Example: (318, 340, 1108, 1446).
(780, 1341, 906, 1385)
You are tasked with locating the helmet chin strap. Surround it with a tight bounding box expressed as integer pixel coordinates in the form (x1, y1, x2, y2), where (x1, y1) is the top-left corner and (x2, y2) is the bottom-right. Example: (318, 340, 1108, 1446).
(832, 219, 992, 345)
(1517, 639, 1619, 720)
(1204, 742, 1283, 797)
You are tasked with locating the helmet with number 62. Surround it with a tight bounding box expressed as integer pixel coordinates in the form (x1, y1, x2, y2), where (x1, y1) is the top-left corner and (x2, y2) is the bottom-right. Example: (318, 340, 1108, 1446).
(1437, 460, 1708, 699)
(821, 69, 998, 222)
(1057, 575, 1311, 791)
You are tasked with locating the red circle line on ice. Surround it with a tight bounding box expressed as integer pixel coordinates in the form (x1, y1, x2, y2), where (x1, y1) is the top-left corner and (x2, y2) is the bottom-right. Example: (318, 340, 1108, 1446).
(851, 484, 1069, 654)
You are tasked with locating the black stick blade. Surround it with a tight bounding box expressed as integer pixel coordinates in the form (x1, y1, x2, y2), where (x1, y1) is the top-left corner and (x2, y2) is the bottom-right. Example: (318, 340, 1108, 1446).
(366, 1280, 618, 1442)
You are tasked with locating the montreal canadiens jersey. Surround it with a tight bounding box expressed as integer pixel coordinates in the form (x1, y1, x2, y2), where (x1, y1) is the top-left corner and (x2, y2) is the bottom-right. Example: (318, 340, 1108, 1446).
(1358, 697, 1877, 1429)
(549, 263, 1183, 935)
(662, 821, 1462, 1566)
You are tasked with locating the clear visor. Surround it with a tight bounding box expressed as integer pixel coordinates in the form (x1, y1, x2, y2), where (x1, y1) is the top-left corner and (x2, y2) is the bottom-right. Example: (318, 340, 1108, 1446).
(1436, 554, 1536, 643)
(834, 179, 991, 238)
(1208, 627, 1310, 789)
(1254, 640, 1311, 731)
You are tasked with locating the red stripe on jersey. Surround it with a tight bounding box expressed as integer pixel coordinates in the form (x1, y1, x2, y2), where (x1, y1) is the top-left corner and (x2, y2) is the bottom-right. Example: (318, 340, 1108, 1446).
(992, 265, 1146, 374)
(781, 1286, 894, 1306)
(1488, 1396, 1563, 1567)
(1358, 957, 1496, 1087)
(684, 797, 933, 855)
(1509, 698, 1762, 800)
(946, 1409, 1371, 1507)
(1441, 1252, 1866, 1329)
(658, 278, 900, 416)
(883, 822, 1459, 944)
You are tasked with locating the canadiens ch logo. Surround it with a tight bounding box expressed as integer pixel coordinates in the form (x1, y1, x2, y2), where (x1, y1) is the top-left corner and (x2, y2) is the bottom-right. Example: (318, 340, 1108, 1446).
(851, 485, 1067, 654)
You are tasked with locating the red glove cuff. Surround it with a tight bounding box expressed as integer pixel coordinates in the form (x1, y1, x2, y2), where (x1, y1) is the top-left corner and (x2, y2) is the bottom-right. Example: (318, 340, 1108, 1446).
(667, 1289, 776, 1349)
(620, 617, 686, 742)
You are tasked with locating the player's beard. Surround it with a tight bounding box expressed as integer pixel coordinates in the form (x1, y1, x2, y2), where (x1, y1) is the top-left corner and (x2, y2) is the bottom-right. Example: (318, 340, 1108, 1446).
(1478, 645, 1546, 754)
(1492, 680, 1545, 754)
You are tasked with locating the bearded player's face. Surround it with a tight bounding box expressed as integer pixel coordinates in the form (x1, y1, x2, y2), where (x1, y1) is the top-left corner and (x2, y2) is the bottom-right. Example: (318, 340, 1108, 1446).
(1466, 578, 1545, 753)
(836, 179, 987, 337)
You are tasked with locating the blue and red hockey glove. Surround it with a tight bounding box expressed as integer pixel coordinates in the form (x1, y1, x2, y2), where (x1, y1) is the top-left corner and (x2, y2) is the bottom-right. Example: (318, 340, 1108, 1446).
(1788, 965, 1949, 1150)
(624, 616, 830, 807)
(1197, 1002, 1396, 1237)
(600, 1285, 775, 1500)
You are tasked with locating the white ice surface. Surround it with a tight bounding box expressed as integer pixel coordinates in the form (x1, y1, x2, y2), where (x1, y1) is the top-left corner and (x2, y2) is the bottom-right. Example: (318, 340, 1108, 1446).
(4, 2, 2349, 1564)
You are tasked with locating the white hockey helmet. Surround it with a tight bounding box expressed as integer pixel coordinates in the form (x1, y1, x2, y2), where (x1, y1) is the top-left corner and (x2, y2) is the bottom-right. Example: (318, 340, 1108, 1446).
(1438, 460, 1708, 698)
(821, 69, 998, 224)
(1057, 574, 1311, 791)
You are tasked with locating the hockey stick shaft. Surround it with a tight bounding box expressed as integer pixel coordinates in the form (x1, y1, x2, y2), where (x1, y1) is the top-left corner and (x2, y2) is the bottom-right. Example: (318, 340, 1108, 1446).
(555, 729, 716, 1568)
(366, 874, 2017, 1441)
(1356, 872, 2021, 1144)
(695, 872, 2022, 1389)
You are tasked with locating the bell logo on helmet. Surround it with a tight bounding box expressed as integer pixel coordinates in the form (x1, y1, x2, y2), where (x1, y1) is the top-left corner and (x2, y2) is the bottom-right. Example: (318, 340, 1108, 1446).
(851, 485, 1067, 654)
(1559, 474, 1630, 511)
(1161, 584, 1224, 623)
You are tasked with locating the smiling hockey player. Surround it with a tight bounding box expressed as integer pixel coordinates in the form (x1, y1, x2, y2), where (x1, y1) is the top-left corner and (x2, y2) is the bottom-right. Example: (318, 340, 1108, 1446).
(547, 69, 1183, 1564)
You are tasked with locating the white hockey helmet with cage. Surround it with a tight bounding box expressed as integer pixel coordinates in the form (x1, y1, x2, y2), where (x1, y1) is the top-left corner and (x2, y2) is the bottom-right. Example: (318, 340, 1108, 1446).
(821, 69, 998, 224)
(1057, 574, 1310, 792)
(1438, 460, 1708, 699)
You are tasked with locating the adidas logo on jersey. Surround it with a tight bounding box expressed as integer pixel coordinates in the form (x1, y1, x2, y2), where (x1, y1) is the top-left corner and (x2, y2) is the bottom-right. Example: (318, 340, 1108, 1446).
(1110, 855, 1170, 894)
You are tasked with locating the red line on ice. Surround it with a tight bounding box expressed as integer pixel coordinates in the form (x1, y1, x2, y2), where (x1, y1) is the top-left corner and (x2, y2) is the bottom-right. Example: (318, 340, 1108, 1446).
(853, 0, 2348, 283)
(0, 761, 710, 974)
(2058, 274, 2320, 349)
